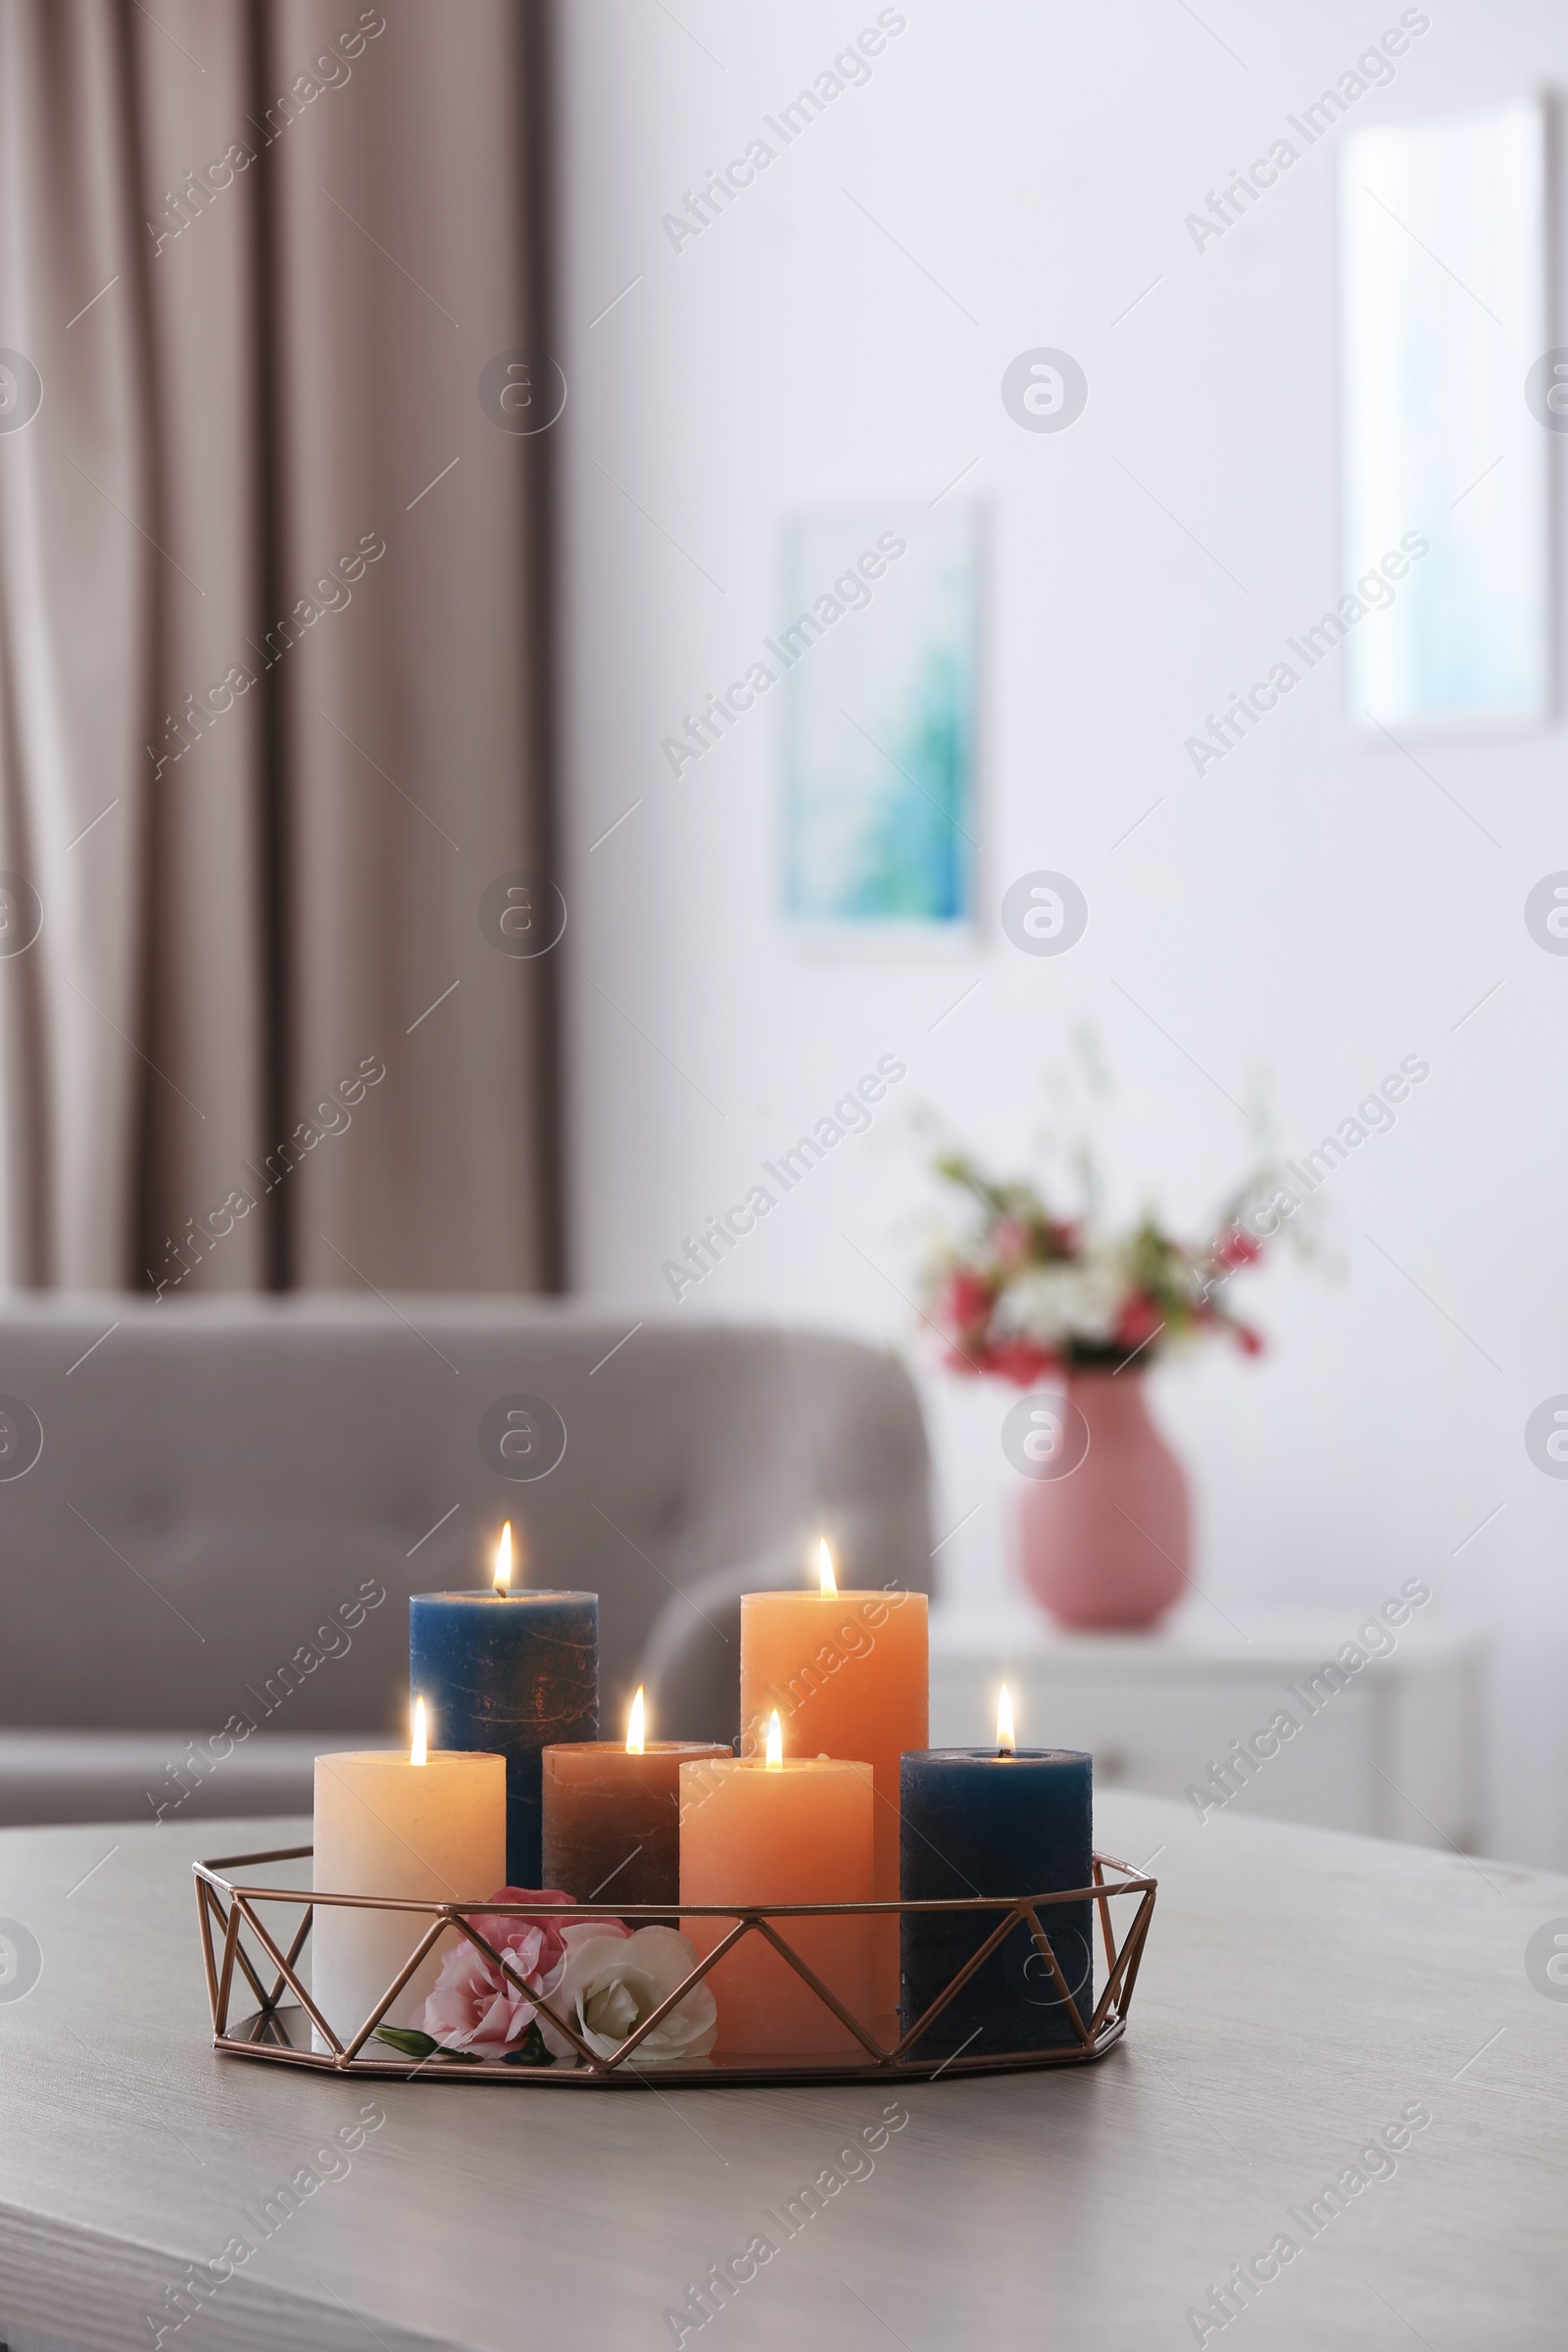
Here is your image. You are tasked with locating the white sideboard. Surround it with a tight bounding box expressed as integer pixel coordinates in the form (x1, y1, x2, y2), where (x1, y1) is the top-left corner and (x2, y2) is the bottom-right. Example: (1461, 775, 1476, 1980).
(929, 1605, 1485, 1849)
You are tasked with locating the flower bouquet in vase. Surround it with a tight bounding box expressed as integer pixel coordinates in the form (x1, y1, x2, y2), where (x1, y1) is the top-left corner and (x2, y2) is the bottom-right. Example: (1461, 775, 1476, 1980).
(923, 1151, 1276, 1632)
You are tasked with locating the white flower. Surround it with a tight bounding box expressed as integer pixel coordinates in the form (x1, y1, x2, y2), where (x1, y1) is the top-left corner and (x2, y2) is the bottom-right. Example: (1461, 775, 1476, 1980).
(538, 1924, 717, 2065)
(997, 1256, 1124, 1346)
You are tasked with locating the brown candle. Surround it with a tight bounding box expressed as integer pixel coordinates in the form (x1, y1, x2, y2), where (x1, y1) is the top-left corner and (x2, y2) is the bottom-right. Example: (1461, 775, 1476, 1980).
(542, 1693, 729, 1907)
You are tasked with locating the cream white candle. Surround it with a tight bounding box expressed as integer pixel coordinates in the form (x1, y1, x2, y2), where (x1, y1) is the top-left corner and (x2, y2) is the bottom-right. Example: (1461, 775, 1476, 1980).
(311, 1712, 506, 2053)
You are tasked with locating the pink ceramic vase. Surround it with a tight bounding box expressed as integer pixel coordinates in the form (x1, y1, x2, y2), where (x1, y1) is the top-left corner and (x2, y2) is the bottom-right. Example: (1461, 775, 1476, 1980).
(1015, 1370, 1191, 1631)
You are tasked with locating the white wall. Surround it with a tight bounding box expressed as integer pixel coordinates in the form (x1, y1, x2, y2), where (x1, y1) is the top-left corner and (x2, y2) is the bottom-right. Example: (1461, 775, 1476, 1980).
(555, 0, 1568, 1865)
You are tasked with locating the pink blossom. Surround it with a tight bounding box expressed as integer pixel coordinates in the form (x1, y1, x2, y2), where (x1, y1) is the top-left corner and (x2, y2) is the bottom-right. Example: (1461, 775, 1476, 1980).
(421, 1886, 578, 2054)
(1113, 1293, 1163, 1351)
(990, 1217, 1030, 1267)
(940, 1270, 993, 1333)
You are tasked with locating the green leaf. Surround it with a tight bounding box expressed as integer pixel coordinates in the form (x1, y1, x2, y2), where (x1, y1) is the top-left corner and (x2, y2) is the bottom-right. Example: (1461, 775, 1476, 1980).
(501, 2023, 550, 2067)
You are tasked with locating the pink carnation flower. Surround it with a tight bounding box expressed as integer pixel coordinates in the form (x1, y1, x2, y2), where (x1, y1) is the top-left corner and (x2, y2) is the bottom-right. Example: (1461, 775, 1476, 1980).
(422, 1886, 586, 2054)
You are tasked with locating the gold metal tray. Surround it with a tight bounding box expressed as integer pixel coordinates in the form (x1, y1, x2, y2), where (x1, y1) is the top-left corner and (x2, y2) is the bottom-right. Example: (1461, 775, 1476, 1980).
(193, 1846, 1156, 2087)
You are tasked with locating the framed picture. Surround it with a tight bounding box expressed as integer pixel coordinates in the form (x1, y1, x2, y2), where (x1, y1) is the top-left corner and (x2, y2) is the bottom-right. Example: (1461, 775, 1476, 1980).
(779, 505, 980, 942)
(1338, 100, 1549, 733)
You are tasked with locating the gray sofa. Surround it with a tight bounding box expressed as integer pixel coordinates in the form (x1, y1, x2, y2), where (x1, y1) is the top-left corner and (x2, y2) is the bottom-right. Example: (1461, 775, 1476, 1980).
(0, 1298, 930, 1826)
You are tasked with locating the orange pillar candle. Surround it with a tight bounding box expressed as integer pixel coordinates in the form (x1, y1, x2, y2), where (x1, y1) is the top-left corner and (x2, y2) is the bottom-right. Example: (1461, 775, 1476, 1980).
(739, 1544, 928, 2016)
(680, 1725, 874, 2057)
(543, 1688, 730, 1906)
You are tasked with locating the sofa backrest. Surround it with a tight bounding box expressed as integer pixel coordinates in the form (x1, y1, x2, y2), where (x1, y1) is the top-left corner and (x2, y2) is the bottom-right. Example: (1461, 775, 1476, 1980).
(0, 1299, 930, 1745)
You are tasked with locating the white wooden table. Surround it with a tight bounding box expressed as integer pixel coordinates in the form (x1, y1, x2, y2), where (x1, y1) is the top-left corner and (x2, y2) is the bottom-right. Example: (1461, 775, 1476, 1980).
(0, 1795, 1561, 2350)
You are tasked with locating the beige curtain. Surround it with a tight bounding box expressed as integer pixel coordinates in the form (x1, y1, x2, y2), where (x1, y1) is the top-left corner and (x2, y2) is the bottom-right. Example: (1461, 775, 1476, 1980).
(0, 0, 558, 1294)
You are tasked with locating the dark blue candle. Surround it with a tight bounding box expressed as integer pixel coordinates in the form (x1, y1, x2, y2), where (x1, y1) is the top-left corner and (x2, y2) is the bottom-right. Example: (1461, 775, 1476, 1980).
(900, 1746, 1093, 2056)
(410, 1588, 598, 1886)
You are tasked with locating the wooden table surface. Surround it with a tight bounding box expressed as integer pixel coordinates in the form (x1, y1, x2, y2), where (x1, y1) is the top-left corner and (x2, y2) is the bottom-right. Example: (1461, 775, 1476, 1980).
(0, 1792, 1563, 2351)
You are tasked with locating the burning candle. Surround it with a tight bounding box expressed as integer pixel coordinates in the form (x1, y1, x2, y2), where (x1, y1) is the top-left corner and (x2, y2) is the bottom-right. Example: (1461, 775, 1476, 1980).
(542, 1686, 730, 1907)
(311, 1698, 506, 2052)
(900, 1689, 1094, 2057)
(410, 1522, 598, 1885)
(680, 1709, 875, 2057)
(738, 1539, 927, 2018)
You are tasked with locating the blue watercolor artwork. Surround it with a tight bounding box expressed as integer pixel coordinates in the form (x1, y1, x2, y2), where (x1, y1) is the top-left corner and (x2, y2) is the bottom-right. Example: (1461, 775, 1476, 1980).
(778, 507, 979, 931)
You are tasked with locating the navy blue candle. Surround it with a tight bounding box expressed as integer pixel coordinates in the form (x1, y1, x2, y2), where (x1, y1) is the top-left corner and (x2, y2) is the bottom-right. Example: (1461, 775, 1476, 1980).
(900, 1745, 1093, 2056)
(410, 1586, 598, 1886)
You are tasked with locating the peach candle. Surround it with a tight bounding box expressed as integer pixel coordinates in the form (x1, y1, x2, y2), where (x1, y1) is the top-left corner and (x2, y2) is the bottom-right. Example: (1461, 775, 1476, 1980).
(543, 1687, 730, 1907)
(312, 1699, 506, 2052)
(739, 1543, 927, 2015)
(680, 1719, 874, 2057)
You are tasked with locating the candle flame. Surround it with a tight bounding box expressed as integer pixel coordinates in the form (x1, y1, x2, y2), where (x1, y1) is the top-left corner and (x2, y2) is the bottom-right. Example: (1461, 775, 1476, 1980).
(817, 1538, 836, 1595)
(765, 1708, 783, 1769)
(412, 1695, 428, 1767)
(627, 1685, 646, 1754)
(494, 1522, 513, 1593)
(997, 1685, 1015, 1756)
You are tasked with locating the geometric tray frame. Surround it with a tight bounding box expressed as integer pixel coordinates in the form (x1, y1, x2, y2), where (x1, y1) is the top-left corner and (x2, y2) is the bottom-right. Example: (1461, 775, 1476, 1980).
(194, 1846, 1156, 2087)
